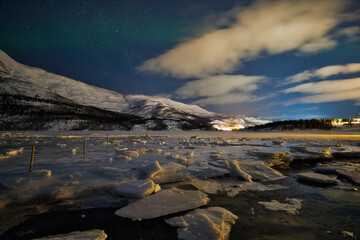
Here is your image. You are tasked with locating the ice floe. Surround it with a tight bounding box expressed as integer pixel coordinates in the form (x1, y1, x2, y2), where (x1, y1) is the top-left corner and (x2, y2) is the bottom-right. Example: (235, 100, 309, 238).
(165, 207, 238, 240)
(249, 150, 292, 167)
(336, 169, 360, 186)
(31, 169, 52, 177)
(140, 161, 162, 178)
(152, 162, 190, 184)
(115, 188, 209, 220)
(190, 179, 288, 197)
(225, 182, 288, 197)
(4, 147, 24, 156)
(290, 145, 331, 159)
(258, 198, 303, 215)
(188, 162, 230, 179)
(296, 172, 339, 185)
(228, 161, 284, 181)
(227, 160, 252, 181)
(114, 179, 160, 198)
(32, 229, 107, 240)
(313, 163, 339, 174)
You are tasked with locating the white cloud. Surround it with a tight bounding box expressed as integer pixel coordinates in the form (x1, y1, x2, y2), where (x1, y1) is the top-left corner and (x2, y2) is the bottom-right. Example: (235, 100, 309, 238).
(284, 77, 360, 105)
(285, 64, 360, 84)
(288, 89, 360, 104)
(192, 93, 265, 106)
(138, 0, 348, 79)
(284, 78, 360, 94)
(174, 75, 266, 106)
(175, 75, 264, 98)
(298, 37, 337, 53)
(336, 26, 360, 41)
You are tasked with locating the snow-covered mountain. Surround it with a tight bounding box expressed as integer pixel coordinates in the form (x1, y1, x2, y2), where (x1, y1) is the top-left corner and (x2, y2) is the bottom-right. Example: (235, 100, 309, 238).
(0, 50, 268, 130)
(0, 50, 215, 119)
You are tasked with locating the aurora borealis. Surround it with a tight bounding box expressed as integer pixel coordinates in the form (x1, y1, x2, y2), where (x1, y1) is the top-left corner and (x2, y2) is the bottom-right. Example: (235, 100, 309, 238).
(1, 0, 360, 120)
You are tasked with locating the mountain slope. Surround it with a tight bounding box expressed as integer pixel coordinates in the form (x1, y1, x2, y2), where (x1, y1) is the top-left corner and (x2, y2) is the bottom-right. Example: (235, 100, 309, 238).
(0, 50, 215, 120)
(0, 50, 216, 130)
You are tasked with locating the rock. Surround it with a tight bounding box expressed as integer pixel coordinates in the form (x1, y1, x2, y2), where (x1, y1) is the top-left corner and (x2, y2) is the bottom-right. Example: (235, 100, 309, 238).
(32, 229, 107, 240)
(258, 198, 302, 215)
(296, 172, 339, 185)
(114, 179, 161, 198)
(165, 207, 238, 240)
(115, 188, 210, 220)
(140, 161, 162, 178)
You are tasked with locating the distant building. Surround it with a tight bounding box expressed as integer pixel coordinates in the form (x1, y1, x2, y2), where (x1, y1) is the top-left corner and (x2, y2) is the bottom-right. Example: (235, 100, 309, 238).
(331, 114, 360, 126)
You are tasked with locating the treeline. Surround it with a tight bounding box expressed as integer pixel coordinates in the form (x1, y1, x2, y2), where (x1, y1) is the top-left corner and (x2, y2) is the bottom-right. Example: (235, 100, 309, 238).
(248, 119, 333, 131)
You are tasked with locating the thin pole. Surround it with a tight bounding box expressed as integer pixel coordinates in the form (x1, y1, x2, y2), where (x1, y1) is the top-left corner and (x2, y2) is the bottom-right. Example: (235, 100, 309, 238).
(84, 137, 87, 155)
(29, 146, 35, 172)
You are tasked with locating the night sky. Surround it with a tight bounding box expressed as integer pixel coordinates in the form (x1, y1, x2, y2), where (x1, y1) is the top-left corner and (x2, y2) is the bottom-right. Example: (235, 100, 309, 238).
(1, 0, 360, 120)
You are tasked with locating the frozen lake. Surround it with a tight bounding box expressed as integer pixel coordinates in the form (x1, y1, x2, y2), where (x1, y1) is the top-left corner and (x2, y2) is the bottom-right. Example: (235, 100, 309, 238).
(0, 131, 359, 239)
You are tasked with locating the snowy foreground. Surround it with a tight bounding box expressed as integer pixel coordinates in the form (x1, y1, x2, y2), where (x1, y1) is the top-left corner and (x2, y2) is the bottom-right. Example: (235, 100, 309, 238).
(0, 131, 360, 239)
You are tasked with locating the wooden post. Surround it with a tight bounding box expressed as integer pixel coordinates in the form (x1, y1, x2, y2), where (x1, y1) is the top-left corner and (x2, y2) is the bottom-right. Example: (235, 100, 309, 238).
(107, 135, 109, 148)
(84, 137, 87, 155)
(29, 146, 35, 172)
(114, 136, 117, 145)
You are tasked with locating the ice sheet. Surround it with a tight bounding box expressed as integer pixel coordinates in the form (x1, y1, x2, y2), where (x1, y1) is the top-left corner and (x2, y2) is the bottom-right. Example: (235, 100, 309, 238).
(115, 188, 209, 220)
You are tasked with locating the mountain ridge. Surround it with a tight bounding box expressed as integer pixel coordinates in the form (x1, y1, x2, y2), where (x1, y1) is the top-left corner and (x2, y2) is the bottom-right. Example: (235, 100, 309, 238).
(0, 50, 269, 130)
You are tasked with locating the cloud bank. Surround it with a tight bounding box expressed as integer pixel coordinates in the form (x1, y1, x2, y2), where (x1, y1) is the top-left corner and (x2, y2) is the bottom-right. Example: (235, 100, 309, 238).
(284, 77, 360, 105)
(139, 0, 347, 79)
(175, 75, 265, 106)
(285, 63, 360, 84)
